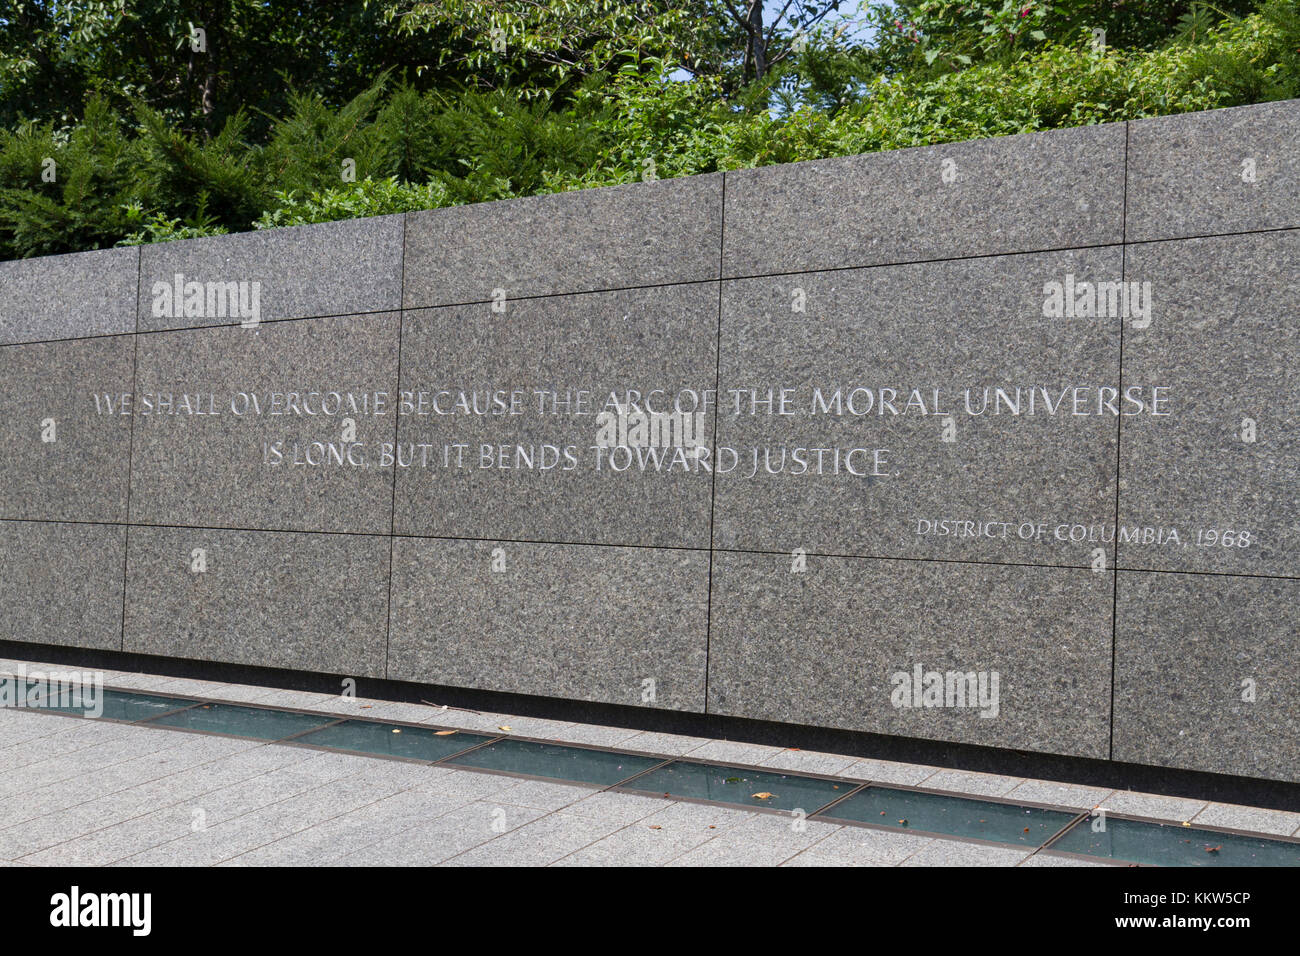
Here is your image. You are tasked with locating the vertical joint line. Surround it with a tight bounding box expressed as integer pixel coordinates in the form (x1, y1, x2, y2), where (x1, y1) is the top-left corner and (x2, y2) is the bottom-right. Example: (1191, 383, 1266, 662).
(384, 214, 409, 680)
(1109, 123, 1131, 761)
(120, 247, 143, 652)
(704, 174, 727, 713)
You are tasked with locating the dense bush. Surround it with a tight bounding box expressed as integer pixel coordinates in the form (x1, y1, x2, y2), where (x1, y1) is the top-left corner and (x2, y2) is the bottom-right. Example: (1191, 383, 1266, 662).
(0, 0, 1294, 260)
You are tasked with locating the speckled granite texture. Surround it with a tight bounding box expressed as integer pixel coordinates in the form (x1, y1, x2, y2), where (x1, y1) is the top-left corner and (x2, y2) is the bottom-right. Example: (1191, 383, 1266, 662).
(1, 100, 1297, 781)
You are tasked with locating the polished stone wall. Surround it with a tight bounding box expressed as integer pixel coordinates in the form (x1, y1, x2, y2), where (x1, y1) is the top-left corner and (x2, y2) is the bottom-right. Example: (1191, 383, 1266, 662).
(2, 100, 1296, 781)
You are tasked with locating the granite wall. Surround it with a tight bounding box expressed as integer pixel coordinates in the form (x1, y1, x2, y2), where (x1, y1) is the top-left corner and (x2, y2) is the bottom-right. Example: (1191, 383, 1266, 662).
(2, 100, 1297, 782)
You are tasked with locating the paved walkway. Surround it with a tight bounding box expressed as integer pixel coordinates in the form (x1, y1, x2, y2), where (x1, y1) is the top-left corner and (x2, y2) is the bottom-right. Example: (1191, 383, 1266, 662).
(1, 656, 1297, 866)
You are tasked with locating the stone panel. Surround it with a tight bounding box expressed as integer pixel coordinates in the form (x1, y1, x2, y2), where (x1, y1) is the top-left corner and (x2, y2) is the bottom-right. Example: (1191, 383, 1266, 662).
(128, 313, 400, 534)
(1113, 571, 1300, 783)
(124, 526, 389, 677)
(0, 335, 134, 522)
(707, 550, 1113, 758)
(388, 537, 709, 711)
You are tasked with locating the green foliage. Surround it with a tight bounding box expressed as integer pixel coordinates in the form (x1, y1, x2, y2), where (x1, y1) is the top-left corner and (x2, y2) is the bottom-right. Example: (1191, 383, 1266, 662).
(870, 0, 1262, 74)
(0, 1, 463, 138)
(133, 105, 268, 231)
(767, 25, 878, 116)
(746, 6, 1295, 166)
(259, 78, 394, 197)
(0, 96, 141, 257)
(415, 88, 611, 201)
(567, 69, 735, 185)
(253, 177, 450, 228)
(371, 85, 448, 183)
(117, 202, 229, 246)
(378, 0, 711, 93)
(1180, 0, 1300, 101)
(0, 1, 1295, 259)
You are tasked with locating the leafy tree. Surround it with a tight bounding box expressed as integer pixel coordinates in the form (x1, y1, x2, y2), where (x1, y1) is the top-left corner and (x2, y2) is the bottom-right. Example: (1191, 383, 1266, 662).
(375, 0, 713, 96)
(0, 1, 464, 138)
(377, 0, 866, 97)
(0, 0, 1294, 260)
(869, 0, 1263, 74)
(717, 0, 849, 82)
(0, 96, 141, 256)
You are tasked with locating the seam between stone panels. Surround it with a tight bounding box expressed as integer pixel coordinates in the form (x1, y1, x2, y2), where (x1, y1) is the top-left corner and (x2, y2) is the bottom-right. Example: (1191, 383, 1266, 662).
(715, 224, 1298, 284)
(1125, 224, 1299, 247)
(130, 244, 140, 336)
(700, 549, 1300, 581)
(120, 245, 142, 653)
(384, 213, 409, 682)
(1, 227, 1293, 352)
(121, 306, 405, 339)
(402, 276, 724, 311)
(3, 515, 1294, 581)
(704, 171, 727, 715)
(5, 514, 1293, 583)
(717, 240, 1125, 282)
(1109, 121, 1131, 762)
(0, 329, 139, 349)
